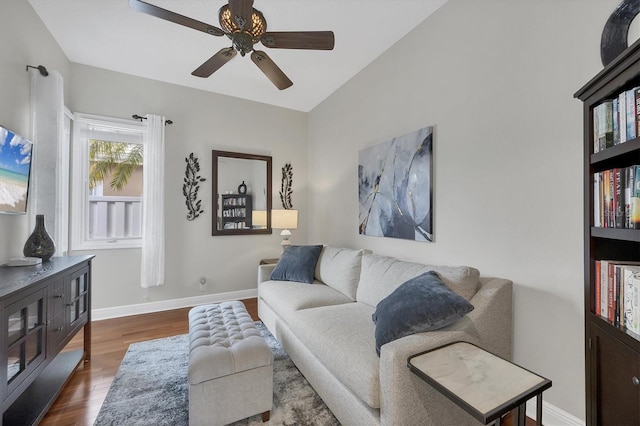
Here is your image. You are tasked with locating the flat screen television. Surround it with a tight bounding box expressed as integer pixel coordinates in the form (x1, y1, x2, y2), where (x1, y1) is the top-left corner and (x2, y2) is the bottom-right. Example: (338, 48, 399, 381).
(0, 124, 33, 214)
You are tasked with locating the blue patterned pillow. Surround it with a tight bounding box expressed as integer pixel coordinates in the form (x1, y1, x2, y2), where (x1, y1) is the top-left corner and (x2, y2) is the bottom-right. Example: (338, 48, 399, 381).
(269, 245, 323, 284)
(372, 271, 474, 356)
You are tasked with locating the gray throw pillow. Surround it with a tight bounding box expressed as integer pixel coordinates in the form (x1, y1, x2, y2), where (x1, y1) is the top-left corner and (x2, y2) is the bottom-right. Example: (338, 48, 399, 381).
(270, 245, 323, 284)
(371, 271, 474, 356)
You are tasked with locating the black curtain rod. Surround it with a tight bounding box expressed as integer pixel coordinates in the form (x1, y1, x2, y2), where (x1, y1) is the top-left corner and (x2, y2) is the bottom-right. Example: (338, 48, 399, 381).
(132, 114, 173, 125)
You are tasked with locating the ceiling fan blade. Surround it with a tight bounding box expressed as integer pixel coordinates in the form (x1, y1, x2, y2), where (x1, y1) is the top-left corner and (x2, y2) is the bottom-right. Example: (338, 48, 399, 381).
(251, 51, 293, 90)
(228, 0, 254, 31)
(192, 48, 237, 78)
(261, 31, 335, 50)
(129, 0, 225, 37)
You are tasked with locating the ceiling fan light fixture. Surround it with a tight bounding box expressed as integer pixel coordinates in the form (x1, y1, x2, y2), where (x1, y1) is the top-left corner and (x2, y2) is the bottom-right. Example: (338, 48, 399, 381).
(218, 5, 266, 41)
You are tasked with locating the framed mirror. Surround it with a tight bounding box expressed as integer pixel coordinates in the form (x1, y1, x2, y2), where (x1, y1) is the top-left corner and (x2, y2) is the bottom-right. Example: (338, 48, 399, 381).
(212, 150, 272, 236)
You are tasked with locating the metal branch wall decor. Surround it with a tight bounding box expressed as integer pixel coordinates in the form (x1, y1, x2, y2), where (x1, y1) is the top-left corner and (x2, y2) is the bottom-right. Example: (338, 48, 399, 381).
(183, 153, 206, 221)
(358, 126, 433, 242)
(280, 162, 293, 209)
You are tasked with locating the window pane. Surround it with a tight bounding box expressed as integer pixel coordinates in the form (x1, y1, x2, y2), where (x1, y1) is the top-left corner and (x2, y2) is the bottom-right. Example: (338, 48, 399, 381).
(25, 329, 42, 365)
(79, 274, 87, 292)
(88, 140, 143, 240)
(69, 301, 76, 322)
(7, 310, 23, 345)
(26, 299, 41, 331)
(7, 343, 23, 383)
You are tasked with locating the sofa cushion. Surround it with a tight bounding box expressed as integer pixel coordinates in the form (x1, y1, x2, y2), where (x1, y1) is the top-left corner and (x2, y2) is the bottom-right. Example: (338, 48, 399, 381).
(259, 280, 353, 324)
(356, 253, 480, 307)
(372, 271, 474, 355)
(287, 303, 381, 409)
(314, 246, 364, 300)
(270, 245, 323, 283)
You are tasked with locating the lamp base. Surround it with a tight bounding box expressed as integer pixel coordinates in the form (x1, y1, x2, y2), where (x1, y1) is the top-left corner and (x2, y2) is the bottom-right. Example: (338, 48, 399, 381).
(280, 229, 292, 253)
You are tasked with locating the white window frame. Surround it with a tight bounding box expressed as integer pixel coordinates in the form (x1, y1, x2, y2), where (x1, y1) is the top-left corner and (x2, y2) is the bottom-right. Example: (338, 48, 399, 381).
(70, 113, 145, 250)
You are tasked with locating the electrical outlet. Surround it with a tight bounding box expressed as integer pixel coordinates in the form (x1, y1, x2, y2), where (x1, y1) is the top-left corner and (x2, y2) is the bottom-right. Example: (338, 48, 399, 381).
(199, 277, 206, 292)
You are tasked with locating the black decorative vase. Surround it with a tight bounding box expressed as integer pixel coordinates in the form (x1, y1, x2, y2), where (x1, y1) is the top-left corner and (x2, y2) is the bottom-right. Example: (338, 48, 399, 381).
(23, 214, 55, 261)
(238, 181, 247, 194)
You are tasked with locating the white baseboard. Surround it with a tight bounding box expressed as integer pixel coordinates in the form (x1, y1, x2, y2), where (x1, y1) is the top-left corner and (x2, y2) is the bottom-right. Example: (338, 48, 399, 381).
(526, 399, 584, 426)
(91, 289, 258, 321)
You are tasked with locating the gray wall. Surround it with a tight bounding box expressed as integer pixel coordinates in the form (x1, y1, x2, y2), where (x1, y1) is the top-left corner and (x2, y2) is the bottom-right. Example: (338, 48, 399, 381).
(0, 0, 69, 263)
(307, 0, 618, 420)
(1, 1, 308, 309)
(67, 63, 308, 308)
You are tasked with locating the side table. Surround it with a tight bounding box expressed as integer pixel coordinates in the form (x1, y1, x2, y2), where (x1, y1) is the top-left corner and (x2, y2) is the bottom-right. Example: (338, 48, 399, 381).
(408, 342, 551, 426)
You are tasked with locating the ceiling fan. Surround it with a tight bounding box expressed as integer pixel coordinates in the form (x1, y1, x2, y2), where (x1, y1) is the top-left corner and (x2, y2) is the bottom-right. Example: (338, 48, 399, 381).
(129, 0, 335, 90)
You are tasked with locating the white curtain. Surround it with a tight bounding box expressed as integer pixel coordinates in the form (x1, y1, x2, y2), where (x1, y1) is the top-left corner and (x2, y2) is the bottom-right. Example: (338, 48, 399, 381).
(140, 115, 165, 288)
(29, 69, 68, 256)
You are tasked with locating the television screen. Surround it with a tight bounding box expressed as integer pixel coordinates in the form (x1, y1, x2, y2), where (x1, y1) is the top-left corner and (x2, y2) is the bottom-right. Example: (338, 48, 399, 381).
(0, 125, 33, 214)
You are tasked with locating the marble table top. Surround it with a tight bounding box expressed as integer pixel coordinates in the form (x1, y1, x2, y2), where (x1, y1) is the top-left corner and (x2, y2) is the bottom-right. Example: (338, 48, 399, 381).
(408, 342, 551, 422)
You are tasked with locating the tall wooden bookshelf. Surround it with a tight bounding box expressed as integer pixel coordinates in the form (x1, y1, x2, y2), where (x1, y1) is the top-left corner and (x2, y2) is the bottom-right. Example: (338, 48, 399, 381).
(575, 40, 640, 425)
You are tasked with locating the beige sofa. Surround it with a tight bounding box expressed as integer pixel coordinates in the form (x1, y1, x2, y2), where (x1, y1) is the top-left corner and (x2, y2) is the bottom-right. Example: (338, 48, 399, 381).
(257, 246, 513, 425)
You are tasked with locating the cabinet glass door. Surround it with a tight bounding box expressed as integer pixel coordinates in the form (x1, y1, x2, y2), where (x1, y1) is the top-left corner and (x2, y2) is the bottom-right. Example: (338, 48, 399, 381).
(5, 289, 46, 392)
(68, 269, 89, 328)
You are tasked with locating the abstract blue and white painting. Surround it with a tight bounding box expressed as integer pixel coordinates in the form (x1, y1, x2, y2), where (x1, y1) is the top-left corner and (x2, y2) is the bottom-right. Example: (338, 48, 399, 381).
(358, 126, 433, 242)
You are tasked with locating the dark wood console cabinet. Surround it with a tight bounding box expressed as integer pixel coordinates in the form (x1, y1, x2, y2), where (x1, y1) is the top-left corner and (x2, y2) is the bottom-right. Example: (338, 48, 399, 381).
(0, 255, 94, 425)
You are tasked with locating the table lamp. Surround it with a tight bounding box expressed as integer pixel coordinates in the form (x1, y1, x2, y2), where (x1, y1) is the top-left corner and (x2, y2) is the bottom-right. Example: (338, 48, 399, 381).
(271, 209, 298, 250)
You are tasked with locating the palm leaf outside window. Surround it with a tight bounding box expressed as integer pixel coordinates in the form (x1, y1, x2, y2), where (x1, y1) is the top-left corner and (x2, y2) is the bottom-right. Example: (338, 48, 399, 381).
(89, 140, 143, 191)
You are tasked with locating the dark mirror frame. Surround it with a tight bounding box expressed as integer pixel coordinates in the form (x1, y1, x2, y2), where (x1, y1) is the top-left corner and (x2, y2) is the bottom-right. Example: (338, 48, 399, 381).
(212, 150, 272, 236)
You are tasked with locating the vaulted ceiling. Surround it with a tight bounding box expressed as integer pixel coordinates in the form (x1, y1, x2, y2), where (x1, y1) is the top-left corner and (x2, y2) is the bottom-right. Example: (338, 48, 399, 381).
(28, 0, 447, 112)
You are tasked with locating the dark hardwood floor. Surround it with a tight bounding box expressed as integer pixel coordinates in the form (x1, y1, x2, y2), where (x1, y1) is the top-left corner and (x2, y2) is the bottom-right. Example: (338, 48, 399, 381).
(41, 299, 258, 425)
(39, 297, 532, 426)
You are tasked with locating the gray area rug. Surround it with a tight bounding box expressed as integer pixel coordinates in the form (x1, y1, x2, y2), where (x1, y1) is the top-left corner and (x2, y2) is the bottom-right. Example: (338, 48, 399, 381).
(94, 322, 340, 426)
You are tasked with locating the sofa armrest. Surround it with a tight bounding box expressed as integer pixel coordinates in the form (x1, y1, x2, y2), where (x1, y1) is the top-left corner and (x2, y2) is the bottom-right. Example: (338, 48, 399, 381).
(379, 330, 482, 425)
(377, 277, 513, 426)
(258, 264, 277, 285)
(466, 277, 513, 359)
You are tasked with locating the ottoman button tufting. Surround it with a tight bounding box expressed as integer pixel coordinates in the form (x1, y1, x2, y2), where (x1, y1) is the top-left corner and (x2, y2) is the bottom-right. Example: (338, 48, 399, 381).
(187, 301, 273, 426)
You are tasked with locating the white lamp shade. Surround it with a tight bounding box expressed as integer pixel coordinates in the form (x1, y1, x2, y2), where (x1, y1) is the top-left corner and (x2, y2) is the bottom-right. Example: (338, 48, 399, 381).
(272, 209, 298, 229)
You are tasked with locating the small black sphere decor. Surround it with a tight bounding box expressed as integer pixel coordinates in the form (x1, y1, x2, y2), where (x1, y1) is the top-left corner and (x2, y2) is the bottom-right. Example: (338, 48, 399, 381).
(183, 153, 206, 221)
(23, 214, 55, 260)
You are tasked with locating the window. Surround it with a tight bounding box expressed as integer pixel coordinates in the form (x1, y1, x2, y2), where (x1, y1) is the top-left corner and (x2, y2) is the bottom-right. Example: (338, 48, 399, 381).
(71, 114, 145, 250)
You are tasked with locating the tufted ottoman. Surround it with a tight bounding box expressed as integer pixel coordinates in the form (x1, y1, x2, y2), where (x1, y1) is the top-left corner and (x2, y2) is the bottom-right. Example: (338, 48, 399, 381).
(188, 301, 273, 426)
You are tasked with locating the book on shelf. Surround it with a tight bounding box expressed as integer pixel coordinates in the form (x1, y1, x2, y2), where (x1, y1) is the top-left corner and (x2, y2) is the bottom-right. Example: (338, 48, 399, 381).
(608, 261, 615, 323)
(636, 87, 640, 138)
(627, 89, 637, 141)
(619, 91, 628, 144)
(594, 165, 640, 229)
(622, 265, 640, 334)
(596, 260, 640, 333)
(613, 98, 620, 145)
(595, 260, 601, 316)
(595, 100, 614, 152)
(592, 88, 640, 153)
(615, 168, 624, 228)
(633, 165, 640, 229)
(594, 173, 601, 227)
(600, 260, 609, 319)
(603, 169, 612, 227)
